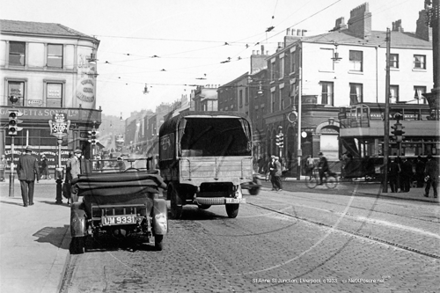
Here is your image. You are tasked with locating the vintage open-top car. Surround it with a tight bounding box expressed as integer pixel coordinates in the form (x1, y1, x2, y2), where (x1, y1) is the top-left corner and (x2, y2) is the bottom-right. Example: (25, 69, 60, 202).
(69, 157, 168, 254)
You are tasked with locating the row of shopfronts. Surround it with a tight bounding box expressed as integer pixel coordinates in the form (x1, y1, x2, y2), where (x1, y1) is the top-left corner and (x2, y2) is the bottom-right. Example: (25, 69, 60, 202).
(0, 106, 101, 172)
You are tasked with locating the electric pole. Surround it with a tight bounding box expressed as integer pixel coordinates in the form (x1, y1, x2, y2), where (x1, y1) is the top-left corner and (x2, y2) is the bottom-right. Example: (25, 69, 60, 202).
(382, 28, 391, 193)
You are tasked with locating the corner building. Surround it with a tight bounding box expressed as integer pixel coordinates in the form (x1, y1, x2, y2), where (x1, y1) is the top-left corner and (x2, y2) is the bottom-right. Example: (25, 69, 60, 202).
(261, 3, 434, 175)
(0, 20, 101, 171)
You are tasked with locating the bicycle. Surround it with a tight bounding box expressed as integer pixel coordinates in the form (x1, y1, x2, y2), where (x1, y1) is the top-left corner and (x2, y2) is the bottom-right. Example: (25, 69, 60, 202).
(306, 169, 339, 189)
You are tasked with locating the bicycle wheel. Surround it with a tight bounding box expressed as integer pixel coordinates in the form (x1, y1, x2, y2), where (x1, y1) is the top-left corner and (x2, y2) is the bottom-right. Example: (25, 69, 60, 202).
(306, 176, 318, 189)
(325, 175, 338, 189)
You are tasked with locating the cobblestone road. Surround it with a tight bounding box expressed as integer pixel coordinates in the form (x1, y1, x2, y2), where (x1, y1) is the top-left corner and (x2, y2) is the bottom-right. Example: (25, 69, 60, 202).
(61, 187, 439, 293)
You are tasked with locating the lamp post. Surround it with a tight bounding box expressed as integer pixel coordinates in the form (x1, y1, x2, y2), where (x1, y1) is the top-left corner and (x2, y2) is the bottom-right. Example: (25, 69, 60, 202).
(48, 113, 70, 204)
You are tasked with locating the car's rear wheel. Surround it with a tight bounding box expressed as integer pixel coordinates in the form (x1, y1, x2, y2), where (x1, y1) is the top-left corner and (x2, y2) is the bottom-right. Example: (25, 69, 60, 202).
(70, 237, 85, 254)
(225, 204, 239, 218)
(154, 235, 164, 251)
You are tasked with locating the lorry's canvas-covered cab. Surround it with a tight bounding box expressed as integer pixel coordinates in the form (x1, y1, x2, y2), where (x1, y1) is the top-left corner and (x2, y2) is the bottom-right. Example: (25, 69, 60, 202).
(159, 111, 253, 218)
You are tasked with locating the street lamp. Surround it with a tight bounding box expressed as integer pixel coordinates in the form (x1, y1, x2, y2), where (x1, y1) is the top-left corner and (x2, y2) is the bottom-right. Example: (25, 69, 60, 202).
(48, 113, 70, 204)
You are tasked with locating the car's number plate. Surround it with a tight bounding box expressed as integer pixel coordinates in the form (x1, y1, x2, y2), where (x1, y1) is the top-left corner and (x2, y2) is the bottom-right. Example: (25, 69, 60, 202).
(102, 215, 137, 226)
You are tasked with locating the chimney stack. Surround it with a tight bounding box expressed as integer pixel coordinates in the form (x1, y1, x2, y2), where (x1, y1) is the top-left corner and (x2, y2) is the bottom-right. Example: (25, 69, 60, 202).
(415, 9, 432, 41)
(392, 20, 404, 32)
(347, 3, 372, 39)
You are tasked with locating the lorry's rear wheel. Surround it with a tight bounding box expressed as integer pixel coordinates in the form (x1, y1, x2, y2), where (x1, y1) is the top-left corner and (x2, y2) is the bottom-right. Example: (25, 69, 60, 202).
(225, 204, 239, 218)
(70, 237, 85, 254)
(249, 187, 260, 195)
(170, 187, 183, 219)
(154, 235, 164, 251)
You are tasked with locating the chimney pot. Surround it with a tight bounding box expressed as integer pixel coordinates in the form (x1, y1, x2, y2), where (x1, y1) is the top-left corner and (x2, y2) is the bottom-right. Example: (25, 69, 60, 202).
(286, 28, 290, 35)
(297, 29, 301, 36)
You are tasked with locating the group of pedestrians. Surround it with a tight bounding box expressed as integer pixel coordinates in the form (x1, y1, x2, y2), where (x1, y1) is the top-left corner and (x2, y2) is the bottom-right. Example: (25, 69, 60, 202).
(388, 154, 438, 198)
(11, 146, 83, 207)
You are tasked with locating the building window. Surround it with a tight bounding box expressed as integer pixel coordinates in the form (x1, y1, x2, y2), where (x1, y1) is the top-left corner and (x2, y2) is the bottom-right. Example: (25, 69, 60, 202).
(290, 83, 296, 106)
(270, 61, 276, 81)
(7, 81, 25, 106)
(321, 82, 334, 105)
(9, 42, 26, 66)
(290, 51, 296, 73)
(239, 89, 243, 108)
(389, 85, 399, 103)
(413, 55, 426, 69)
(349, 83, 363, 105)
(46, 83, 63, 107)
(245, 89, 248, 105)
(390, 54, 399, 68)
(279, 56, 284, 79)
(47, 44, 63, 68)
(271, 92, 275, 113)
(414, 86, 427, 104)
(349, 50, 363, 71)
(280, 90, 284, 110)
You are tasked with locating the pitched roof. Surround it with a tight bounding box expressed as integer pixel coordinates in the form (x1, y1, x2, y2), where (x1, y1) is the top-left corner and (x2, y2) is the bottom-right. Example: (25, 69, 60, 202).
(301, 30, 432, 49)
(0, 19, 98, 43)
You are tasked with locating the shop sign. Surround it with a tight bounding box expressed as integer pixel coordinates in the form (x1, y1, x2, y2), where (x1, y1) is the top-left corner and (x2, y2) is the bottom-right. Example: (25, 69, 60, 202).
(27, 99, 44, 106)
(302, 127, 315, 134)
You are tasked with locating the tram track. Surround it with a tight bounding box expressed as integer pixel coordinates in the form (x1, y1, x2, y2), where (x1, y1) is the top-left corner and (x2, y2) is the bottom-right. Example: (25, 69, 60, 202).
(260, 183, 439, 224)
(247, 201, 440, 260)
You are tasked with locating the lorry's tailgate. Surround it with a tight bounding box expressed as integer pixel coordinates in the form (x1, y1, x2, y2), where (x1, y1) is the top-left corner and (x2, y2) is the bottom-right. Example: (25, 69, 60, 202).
(179, 156, 253, 185)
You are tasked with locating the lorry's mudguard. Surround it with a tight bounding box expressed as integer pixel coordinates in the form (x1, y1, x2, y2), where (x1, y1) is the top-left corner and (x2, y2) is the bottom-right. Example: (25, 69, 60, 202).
(70, 202, 87, 238)
(152, 198, 168, 235)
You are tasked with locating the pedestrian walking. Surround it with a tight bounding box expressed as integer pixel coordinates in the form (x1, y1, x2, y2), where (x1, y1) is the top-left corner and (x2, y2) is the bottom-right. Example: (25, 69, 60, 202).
(16, 146, 40, 207)
(66, 148, 82, 203)
(423, 154, 438, 198)
(268, 155, 278, 190)
(388, 158, 400, 193)
(0, 154, 7, 182)
(273, 156, 283, 191)
(395, 156, 403, 192)
(40, 155, 50, 179)
(304, 155, 314, 178)
(415, 156, 426, 188)
(400, 157, 413, 192)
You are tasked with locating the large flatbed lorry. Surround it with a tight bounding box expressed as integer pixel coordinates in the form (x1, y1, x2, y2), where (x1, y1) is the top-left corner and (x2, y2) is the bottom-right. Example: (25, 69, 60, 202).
(159, 111, 254, 218)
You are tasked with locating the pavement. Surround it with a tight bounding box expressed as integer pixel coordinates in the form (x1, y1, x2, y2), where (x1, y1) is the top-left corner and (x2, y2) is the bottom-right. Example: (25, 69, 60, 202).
(0, 178, 71, 293)
(0, 176, 438, 293)
(279, 176, 440, 204)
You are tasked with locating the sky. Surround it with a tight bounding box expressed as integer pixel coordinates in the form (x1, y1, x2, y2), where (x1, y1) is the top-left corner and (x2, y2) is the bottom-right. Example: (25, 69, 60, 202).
(1, 0, 426, 118)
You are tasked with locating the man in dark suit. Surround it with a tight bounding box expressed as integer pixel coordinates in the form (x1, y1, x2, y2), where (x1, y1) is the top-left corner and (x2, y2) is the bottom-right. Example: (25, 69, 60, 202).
(400, 157, 413, 192)
(16, 146, 40, 207)
(424, 154, 439, 198)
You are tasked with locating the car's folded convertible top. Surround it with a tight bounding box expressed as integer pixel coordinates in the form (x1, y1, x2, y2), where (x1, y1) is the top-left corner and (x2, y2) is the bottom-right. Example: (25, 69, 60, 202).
(73, 172, 167, 197)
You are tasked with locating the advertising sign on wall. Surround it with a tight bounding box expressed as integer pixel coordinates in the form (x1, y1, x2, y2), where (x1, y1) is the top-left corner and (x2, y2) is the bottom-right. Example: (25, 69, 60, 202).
(76, 54, 96, 109)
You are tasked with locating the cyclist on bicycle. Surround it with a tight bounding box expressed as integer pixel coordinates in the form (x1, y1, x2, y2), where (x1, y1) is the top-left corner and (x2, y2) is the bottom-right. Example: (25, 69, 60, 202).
(317, 152, 329, 185)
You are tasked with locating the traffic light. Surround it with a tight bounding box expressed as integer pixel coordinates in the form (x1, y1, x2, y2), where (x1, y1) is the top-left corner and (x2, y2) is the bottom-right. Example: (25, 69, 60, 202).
(276, 132, 284, 148)
(391, 122, 405, 143)
(8, 110, 23, 136)
(88, 129, 99, 145)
